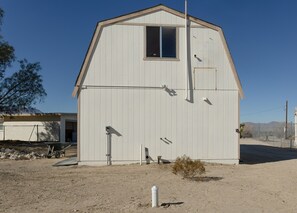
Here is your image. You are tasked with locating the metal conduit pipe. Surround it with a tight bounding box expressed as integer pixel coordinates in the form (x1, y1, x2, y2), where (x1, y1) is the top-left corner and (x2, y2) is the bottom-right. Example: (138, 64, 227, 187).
(184, 0, 189, 100)
(106, 127, 112, 166)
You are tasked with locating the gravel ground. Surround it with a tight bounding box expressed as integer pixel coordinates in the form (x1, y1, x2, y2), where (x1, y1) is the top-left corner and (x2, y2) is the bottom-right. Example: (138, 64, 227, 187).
(1, 139, 297, 213)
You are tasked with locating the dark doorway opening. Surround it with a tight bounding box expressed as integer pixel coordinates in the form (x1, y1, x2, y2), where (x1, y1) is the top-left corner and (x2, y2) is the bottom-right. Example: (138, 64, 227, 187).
(65, 121, 77, 143)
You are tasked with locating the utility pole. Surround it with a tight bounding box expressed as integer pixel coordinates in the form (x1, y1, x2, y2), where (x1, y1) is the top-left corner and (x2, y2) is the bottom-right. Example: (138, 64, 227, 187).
(285, 100, 288, 139)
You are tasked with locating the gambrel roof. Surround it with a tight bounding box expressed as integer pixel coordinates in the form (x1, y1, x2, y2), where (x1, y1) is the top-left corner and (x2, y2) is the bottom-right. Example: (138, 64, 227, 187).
(72, 4, 243, 98)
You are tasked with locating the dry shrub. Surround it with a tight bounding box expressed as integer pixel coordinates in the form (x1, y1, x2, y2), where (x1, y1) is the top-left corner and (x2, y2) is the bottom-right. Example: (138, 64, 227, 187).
(172, 155, 205, 179)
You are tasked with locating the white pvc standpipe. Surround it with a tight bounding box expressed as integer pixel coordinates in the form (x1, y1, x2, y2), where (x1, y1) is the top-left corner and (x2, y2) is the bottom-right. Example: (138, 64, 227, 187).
(151, 185, 159, 208)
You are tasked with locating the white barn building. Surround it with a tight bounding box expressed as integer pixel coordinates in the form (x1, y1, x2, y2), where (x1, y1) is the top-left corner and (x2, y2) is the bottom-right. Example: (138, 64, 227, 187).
(73, 5, 244, 165)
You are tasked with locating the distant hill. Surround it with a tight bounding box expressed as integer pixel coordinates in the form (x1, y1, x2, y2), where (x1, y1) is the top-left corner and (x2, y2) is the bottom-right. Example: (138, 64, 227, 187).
(242, 121, 294, 139)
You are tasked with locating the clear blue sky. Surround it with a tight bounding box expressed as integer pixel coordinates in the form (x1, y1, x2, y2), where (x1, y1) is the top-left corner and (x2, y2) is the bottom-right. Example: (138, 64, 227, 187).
(1, 0, 297, 123)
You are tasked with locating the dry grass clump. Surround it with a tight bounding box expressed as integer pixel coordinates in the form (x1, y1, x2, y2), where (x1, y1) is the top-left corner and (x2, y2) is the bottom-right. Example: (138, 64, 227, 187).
(172, 155, 205, 179)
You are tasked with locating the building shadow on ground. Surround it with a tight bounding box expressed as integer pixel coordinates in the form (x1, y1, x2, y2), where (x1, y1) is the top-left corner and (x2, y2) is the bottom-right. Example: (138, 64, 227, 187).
(190, 176, 223, 182)
(240, 144, 297, 164)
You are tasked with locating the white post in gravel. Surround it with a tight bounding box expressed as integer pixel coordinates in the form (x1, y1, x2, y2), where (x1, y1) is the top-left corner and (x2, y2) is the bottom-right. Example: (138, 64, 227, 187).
(151, 185, 159, 208)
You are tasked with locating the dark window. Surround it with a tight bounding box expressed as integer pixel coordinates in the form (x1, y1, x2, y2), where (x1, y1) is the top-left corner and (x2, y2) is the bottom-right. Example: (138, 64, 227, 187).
(146, 26, 176, 58)
(146, 27, 160, 57)
(162, 27, 176, 58)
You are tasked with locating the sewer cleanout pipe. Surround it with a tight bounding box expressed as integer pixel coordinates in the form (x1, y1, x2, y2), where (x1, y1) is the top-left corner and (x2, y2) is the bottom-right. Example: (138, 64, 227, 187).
(151, 186, 159, 208)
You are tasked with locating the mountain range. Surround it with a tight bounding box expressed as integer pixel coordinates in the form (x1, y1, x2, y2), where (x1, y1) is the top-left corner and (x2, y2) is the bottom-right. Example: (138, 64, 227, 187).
(242, 121, 294, 139)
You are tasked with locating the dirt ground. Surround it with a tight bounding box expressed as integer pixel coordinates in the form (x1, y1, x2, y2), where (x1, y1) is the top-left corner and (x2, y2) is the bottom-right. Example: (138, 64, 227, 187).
(1, 139, 297, 213)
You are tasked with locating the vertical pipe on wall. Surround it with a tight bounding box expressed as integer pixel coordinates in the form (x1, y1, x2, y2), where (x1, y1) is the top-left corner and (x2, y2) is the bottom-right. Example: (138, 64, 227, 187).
(160, 27, 163, 58)
(106, 132, 112, 165)
(140, 144, 142, 165)
(184, 0, 189, 100)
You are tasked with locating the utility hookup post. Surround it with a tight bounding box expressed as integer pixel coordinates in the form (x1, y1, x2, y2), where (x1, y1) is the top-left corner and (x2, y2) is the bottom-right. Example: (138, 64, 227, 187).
(285, 100, 288, 140)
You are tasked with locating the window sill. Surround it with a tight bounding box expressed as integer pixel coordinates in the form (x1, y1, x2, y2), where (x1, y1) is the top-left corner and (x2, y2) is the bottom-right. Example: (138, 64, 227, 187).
(143, 57, 180, 62)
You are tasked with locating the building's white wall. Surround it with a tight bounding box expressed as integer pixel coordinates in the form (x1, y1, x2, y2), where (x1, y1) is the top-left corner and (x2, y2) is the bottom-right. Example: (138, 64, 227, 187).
(79, 10, 240, 164)
(83, 25, 237, 91)
(3, 121, 60, 142)
(80, 89, 239, 163)
(190, 28, 237, 90)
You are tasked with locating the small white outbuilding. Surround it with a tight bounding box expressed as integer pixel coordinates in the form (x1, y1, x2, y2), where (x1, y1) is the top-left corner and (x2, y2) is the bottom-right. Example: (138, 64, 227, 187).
(0, 113, 77, 142)
(73, 5, 244, 165)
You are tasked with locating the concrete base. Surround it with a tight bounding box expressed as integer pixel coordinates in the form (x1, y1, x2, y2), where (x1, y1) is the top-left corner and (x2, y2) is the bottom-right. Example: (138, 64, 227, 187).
(78, 158, 239, 166)
(54, 157, 78, 166)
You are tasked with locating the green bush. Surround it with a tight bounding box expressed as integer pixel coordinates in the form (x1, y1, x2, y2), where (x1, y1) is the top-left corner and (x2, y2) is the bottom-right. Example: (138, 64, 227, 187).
(172, 155, 205, 179)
